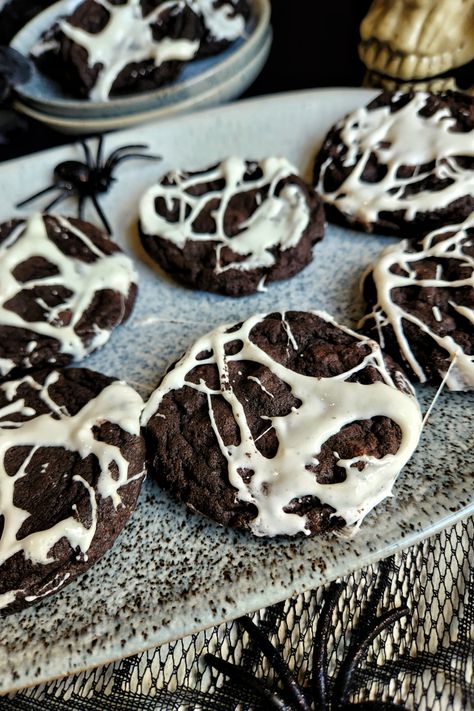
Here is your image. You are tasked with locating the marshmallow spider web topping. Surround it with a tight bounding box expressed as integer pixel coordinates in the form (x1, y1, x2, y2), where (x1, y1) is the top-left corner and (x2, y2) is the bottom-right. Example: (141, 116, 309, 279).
(315, 92, 474, 231)
(0, 369, 145, 613)
(0, 214, 137, 377)
(57, 0, 201, 101)
(361, 215, 474, 391)
(140, 156, 313, 274)
(142, 311, 422, 537)
(139, 155, 325, 295)
(51, 0, 247, 101)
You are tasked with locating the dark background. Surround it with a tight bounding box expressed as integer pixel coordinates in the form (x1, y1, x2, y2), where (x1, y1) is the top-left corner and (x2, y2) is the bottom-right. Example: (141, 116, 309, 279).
(0, 0, 373, 162)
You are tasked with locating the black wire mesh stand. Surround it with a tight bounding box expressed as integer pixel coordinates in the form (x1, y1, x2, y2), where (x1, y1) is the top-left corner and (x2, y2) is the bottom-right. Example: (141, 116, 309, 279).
(2, 516, 474, 711)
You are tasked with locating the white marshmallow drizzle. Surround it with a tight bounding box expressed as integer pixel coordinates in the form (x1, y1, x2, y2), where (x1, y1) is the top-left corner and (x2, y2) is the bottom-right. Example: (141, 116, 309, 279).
(361, 215, 474, 391)
(140, 157, 311, 273)
(194, 0, 245, 41)
(142, 311, 422, 537)
(317, 92, 474, 225)
(0, 371, 145, 609)
(0, 214, 137, 377)
(57, 0, 245, 100)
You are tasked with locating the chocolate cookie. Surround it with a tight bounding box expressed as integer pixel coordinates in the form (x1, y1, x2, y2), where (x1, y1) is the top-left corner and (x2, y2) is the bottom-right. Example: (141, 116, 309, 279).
(313, 91, 474, 237)
(142, 311, 422, 537)
(139, 157, 326, 296)
(361, 216, 474, 391)
(0, 214, 137, 378)
(32, 0, 205, 100)
(0, 367, 146, 615)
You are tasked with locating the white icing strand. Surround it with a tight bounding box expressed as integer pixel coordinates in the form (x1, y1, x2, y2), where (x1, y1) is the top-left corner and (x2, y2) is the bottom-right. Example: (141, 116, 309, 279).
(142, 311, 422, 537)
(317, 92, 474, 224)
(193, 0, 245, 41)
(59, 0, 200, 101)
(421, 351, 460, 428)
(361, 215, 474, 390)
(246, 375, 275, 399)
(18, 474, 98, 565)
(25, 572, 71, 602)
(0, 357, 14, 374)
(0, 214, 137, 376)
(0, 375, 144, 577)
(140, 157, 310, 273)
(432, 306, 442, 323)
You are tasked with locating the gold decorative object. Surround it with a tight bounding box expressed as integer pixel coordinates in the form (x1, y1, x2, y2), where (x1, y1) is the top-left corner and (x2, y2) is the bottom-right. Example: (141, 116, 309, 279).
(359, 0, 474, 92)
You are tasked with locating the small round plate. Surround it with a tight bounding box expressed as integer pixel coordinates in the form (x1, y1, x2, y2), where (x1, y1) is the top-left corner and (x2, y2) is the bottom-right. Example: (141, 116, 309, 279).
(11, 0, 270, 119)
(14, 27, 272, 133)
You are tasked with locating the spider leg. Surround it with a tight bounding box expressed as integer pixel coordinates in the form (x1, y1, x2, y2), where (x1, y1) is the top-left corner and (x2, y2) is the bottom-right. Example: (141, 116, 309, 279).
(96, 135, 104, 170)
(90, 193, 112, 234)
(81, 140, 94, 169)
(311, 581, 345, 710)
(16, 184, 61, 208)
(108, 153, 162, 172)
(106, 144, 152, 163)
(238, 616, 311, 711)
(44, 189, 73, 212)
(105, 144, 161, 172)
(333, 606, 409, 708)
(204, 653, 294, 711)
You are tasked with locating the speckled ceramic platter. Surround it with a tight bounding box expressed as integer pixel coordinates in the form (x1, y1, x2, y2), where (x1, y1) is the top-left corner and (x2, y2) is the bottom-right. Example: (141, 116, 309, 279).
(11, 0, 270, 119)
(0, 88, 472, 694)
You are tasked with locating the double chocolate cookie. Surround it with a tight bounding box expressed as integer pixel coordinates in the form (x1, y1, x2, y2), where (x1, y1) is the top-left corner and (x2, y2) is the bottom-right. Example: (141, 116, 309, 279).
(0, 213, 137, 378)
(142, 311, 422, 537)
(0, 367, 146, 615)
(313, 91, 474, 237)
(139, 157, 325, 296)
(33, 0, 249, 100)
(361, 216, 474, 391)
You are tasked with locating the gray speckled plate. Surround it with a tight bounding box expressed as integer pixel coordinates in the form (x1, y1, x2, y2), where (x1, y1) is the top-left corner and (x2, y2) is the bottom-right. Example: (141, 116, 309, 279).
(1, 88, 473, 694)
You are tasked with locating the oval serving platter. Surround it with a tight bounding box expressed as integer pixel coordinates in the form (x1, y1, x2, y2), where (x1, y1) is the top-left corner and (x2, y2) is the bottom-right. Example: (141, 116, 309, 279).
(0, 88, 472, 694)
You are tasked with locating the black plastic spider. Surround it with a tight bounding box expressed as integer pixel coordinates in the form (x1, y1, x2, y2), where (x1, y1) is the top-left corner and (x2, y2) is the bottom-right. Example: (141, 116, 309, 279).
(205, 581, 408, 710)
(16, 136, 160, 234)
(0, 45, 31, 102)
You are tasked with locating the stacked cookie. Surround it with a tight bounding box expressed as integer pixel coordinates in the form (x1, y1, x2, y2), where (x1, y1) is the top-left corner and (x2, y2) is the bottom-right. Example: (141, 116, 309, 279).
(32, 0, 250, 100)
(0, 213, 147, 614)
